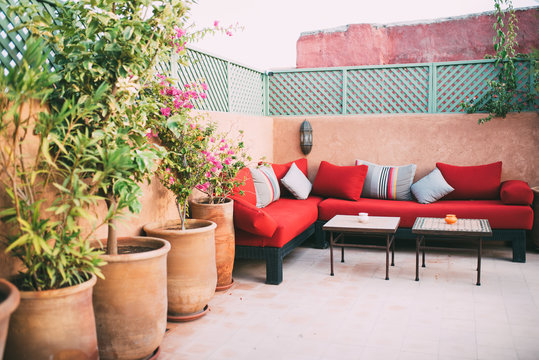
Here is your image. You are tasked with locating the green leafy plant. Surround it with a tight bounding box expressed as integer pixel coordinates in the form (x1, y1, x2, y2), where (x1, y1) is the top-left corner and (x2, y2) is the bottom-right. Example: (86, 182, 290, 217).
(459, 0, 535, 123)
(149, 77, 214, 230)
(0, 39, 109, 291)
(11, 0, 240, 254)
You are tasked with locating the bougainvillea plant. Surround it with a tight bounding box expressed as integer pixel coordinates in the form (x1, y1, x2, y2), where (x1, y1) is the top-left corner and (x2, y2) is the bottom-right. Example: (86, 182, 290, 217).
(196, 131, 251, 204)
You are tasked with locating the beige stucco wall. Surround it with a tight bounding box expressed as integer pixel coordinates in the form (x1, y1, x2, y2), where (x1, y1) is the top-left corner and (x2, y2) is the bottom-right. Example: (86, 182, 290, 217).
(92, 111, 273, 240)
(273, 112, 539, 185)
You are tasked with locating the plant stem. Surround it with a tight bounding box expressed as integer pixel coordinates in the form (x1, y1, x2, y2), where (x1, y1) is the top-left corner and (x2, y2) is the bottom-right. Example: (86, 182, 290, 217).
(106, 192, 118, 255)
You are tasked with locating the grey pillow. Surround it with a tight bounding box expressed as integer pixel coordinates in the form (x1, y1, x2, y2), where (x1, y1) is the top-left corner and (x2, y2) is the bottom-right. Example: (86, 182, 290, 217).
(355, 159, 417, 201)
(281, 162, 312, 200)
(411, 168, 454, 204)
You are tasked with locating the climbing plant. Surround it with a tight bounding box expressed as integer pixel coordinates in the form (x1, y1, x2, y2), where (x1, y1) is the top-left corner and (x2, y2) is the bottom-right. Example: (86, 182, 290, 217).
(460, 0, 534, 124)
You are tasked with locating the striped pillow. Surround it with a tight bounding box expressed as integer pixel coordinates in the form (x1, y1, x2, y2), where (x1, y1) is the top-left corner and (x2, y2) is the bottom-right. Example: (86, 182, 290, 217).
(355, 160, 416, 201)
(250, 166, 281, 208)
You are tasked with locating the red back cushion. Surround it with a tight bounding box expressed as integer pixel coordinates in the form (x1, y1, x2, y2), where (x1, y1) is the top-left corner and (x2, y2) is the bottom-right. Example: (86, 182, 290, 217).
(231, 167, 257, 205)
(271, 159, 308, 196)
(312, 161, 368, 201)
(233, 198, 278, 237)
(436, 161, 502, 200)
(500, 180, 533, 205)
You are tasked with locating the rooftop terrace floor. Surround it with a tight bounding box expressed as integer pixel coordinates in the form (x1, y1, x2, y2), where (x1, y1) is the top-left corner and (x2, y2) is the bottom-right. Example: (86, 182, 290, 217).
(160, 241, 539, 360)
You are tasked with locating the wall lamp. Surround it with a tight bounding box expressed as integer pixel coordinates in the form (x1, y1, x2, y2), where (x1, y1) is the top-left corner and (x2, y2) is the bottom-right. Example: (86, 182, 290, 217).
(299, 120, 312, 155)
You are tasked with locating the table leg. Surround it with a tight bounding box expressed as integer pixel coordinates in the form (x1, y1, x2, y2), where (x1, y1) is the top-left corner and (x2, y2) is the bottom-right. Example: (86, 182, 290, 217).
(385, 234, 390, 280)
(477, 237, 482, 286)
(341, 245, 344, 263)
(422, 238, 426, 268)
(330, 232, 334, 276)
(391, 235, 395, 266)
(415, 235, 420, 281)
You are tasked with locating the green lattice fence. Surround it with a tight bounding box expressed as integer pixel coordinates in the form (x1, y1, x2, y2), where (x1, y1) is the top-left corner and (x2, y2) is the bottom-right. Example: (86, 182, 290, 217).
(268, 60, 536, 115)
(0, 0, 535, 116)
(0, 1, 266, 116)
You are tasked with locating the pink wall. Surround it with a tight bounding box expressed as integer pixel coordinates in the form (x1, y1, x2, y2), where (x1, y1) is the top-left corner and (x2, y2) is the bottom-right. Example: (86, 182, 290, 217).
(296, 7, 539, 68)
(273, 112, 539, 186)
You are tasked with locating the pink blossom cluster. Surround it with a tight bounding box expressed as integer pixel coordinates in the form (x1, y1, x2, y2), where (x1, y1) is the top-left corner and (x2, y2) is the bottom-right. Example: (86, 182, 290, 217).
(157, 77, 208, 117)
(171, 26, 187, 54)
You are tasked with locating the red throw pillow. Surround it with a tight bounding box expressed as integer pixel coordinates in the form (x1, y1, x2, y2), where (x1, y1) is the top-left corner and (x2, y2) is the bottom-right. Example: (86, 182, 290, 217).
(500, 180, 533, 205)
(230, 168, 257, 205)
(436, 161, 502, 200)
(271, 158, 308, 196)
(312, 161, 368, 200)
(233, 198, 278, 237)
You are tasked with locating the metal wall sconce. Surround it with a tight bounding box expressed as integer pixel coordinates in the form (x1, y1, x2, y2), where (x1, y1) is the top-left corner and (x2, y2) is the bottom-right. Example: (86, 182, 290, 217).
(299, 120, 312, 155)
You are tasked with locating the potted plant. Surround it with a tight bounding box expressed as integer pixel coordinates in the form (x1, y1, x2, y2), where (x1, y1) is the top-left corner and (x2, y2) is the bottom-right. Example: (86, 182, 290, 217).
(0, 280, 19, 358)
(143, 78, 218, 321)
(0, 38, 106, 360)
(10, 0, 195, 357)
(190, 131, 251, 290)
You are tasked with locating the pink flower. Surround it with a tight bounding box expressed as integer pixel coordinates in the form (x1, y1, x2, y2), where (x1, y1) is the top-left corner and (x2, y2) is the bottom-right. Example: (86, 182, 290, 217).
(205, 171, 212, 178)
(224, 158, 232, 165)
(200, 92, 207, 99)
(166, 168, 171, 173)
(197, 182, 210, 192)
(169, 176, 175, 184)
(211, 166, 219, 173)
(190, 123, 196, 129)
(175, 27, 186, 38)
(160, 107, 171, 117)
(214, 20, 219, 27)
(201, 83, 208, 91)
(227, 150, 235, 155)
(146, 129, 158, 139)
(226, 30, 232, 36)
(210, 137, 215, 143)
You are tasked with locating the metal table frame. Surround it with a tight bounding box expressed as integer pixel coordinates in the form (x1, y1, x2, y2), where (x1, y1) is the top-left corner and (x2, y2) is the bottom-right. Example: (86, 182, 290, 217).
(323, 215, 400, 280)
(412, 217, 492, 286)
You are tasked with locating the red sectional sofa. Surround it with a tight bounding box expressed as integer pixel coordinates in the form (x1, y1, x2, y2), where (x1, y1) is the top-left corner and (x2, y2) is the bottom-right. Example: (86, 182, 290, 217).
(231, 159, 534, 285)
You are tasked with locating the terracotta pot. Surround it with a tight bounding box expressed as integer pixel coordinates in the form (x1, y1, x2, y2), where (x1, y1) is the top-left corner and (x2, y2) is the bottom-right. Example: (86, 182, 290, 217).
(0, 279, 19, 358)
(190, 197, 235, 290)
(92, 236, 170, 360)
(5, 275, 98, 360)
(143, 219, 216, 321)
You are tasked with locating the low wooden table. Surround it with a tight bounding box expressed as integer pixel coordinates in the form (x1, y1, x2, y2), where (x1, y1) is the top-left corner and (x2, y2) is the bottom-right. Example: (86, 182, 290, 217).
(323, 215, 400, 280)
(412, 217, 492, 286)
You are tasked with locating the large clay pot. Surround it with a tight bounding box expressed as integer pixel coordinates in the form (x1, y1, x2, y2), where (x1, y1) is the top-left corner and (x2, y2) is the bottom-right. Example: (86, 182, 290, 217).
(92, 236, 170, 360)
(190, 197, 235, 290)
(143, 219, 217, 321)
(0, 279, 19, 358)
(5, 275, 98, 360)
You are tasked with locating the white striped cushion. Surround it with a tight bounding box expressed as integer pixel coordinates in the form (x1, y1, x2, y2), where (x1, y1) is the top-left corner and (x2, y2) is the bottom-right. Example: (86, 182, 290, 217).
(250, 166, 281, 208)
(355, 159, 416, 201)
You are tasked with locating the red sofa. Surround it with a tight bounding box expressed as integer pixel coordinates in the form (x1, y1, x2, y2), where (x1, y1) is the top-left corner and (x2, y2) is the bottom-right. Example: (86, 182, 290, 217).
(232, 160, 534, 285)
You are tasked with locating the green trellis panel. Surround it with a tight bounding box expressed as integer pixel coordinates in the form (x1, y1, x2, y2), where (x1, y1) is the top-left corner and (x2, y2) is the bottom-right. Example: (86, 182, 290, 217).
(268, 70, 343, 115)
(346, 65, 429, 113)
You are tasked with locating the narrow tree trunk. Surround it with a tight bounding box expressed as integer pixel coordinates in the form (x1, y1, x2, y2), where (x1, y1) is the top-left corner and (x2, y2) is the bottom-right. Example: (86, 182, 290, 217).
(106, 194, 118, 255)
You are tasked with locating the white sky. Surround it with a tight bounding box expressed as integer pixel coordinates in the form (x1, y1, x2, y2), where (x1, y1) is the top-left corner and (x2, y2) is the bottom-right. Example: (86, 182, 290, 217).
(187, 0, 538, 71)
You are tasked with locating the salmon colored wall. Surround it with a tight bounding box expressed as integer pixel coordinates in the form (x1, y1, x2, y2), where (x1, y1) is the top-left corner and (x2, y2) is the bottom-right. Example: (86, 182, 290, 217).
(0, 111, 273, 278)
(273, 112, 539, 186)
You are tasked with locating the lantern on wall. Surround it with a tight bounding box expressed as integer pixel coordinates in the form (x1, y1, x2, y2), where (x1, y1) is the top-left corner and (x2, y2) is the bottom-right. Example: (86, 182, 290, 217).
(299, 120, 312, 155)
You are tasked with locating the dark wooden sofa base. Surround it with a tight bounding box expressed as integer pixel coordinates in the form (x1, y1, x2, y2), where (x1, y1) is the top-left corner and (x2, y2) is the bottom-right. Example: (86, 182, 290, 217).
(235, 224, 316, 285)
(314, 220, 526, 263)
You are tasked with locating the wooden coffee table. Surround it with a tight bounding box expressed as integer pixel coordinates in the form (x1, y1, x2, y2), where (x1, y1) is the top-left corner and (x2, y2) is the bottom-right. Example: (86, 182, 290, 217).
(323, 215, 400, 280)
(412, 217, 492, 286)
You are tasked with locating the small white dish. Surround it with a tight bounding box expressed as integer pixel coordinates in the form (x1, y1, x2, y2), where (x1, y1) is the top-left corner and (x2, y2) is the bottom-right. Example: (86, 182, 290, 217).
(358, 212, 369, 223)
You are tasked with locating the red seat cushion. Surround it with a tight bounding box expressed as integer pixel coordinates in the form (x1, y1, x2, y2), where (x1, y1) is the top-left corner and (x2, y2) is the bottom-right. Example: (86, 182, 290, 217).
(233, 198, 278, 237)
(436, 161, 502, 200)
(236, 196, 323, 248)
(500, 180, 533, 205)
(271, 158, 308, 197)
(231, 167, 257, 206)
(312, 161, 368, 201)
(318, 197, 533, 230)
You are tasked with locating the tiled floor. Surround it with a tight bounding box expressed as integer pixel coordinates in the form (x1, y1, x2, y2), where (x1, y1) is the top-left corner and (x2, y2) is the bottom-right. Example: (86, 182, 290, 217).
(160, 240, 539, 360)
